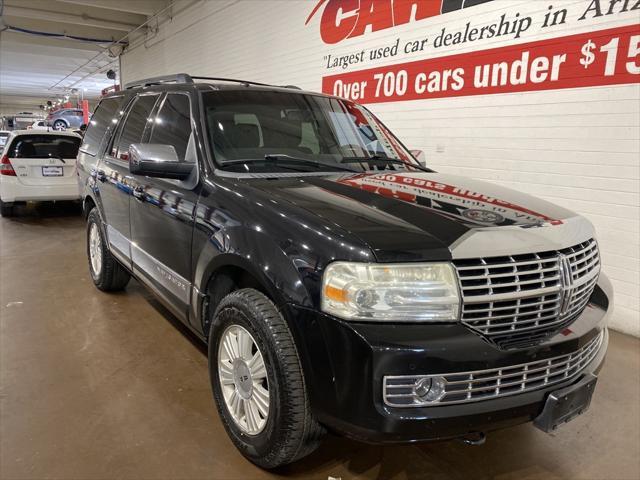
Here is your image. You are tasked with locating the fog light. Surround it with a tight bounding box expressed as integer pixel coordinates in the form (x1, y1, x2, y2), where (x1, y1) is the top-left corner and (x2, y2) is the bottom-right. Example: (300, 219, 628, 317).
(413, 376, 446, 403)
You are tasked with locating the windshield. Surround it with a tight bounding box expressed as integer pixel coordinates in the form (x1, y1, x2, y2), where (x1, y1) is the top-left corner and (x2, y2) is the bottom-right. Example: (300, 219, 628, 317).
(202, 90, 420, 173)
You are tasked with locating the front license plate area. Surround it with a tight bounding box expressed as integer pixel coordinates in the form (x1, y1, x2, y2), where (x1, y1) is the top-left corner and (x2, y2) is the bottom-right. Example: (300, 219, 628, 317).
(534, 373, 597, 432)
(42, 166, 63, 177)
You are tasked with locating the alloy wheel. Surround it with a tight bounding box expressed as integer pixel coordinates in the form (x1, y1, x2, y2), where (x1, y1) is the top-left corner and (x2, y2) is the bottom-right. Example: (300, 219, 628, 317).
(89, 223, 103, 277)
(218, 325, 270, 435)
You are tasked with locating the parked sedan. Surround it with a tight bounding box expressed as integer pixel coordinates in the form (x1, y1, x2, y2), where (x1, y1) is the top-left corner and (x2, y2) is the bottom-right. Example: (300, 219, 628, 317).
(46, 108, 85, 131)
(0, 130, 82, 216)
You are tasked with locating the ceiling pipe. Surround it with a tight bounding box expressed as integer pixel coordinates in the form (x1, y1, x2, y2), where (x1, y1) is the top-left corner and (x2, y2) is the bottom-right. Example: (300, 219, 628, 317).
(48, 0, 177, 91)
(56, 0, 163, 17)
(2, 5, 139, 32)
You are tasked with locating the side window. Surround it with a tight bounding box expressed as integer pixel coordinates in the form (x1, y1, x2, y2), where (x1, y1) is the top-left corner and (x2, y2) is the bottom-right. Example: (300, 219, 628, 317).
(81, 97, 123, 156)
(149, 94, 193, 162)
(113, 94, 159, 161)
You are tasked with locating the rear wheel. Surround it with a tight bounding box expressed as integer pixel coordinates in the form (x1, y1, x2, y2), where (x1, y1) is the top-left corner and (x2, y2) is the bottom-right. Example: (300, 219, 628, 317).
(209, 288, 324, 469)
(52, 120, 67, 131)
(87, 208, 130, 291)
(0, 200, 14, 217)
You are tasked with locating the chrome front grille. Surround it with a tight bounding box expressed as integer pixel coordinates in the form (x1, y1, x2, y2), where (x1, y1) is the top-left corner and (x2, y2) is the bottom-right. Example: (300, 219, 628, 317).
(454, 239, 600, 348)
(383, 330, 604, 407)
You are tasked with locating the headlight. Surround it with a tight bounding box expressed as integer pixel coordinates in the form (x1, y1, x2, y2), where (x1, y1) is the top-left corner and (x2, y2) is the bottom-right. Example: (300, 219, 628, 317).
(321, 262, 460, 322)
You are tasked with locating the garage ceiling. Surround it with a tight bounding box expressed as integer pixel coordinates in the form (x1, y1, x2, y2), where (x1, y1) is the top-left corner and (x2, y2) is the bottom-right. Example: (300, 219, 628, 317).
(0, 0, 169, 105)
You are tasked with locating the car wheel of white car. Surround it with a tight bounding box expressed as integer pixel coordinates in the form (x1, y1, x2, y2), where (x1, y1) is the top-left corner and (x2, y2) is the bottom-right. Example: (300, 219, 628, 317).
(0, 200, 14, 217)
(86, 208, 130, 291)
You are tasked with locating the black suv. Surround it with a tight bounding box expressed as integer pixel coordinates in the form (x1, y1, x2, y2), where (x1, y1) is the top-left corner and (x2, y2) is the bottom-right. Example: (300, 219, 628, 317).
(77, 74, 610, 468)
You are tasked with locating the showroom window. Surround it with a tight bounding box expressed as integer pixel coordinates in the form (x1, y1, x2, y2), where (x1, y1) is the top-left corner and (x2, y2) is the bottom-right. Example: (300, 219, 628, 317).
(81, 96, 123, 156)
(149, 93, 193, 162)
(113, 94, 160, 161)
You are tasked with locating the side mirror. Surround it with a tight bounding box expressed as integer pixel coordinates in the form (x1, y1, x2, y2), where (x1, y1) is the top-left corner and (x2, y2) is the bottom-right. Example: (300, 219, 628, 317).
(410, 149, 426, 166)
(129, 144, 193, 180)
(79, 123, 87, 132)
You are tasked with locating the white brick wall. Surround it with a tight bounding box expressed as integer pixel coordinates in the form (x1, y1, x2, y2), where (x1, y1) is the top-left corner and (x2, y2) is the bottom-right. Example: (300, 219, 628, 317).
(121, 0, 640, 336)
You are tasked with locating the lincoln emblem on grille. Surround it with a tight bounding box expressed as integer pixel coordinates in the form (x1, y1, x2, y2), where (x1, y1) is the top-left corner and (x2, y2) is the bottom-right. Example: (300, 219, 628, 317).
(558, 253, 574, 316)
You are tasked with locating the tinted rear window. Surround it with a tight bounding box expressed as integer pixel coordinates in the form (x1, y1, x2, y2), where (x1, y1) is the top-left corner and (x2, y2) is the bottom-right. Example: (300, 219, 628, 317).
(81, 97, 123, 156)
(6, 135, 81, 159)
(113, 94, 160, 160)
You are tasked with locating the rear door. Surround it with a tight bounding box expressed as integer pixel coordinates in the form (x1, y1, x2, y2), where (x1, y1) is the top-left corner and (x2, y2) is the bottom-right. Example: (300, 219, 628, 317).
(97, 93, 160, 267)
(3, 134, 81, 186)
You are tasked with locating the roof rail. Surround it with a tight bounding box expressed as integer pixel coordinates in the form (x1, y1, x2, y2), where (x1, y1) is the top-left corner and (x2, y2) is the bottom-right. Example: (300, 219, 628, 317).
(124, 73, 193, 89)
(190, 76, 272, 87)
(124, 73, 303, 91)
(192, 77, 302, 90)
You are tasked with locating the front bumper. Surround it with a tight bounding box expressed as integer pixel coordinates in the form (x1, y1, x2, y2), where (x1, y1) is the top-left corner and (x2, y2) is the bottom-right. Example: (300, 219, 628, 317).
(286, 273, 611, 443)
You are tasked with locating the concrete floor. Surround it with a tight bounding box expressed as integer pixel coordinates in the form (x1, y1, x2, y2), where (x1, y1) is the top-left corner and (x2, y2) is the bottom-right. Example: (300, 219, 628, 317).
(1, 202, 639, 480)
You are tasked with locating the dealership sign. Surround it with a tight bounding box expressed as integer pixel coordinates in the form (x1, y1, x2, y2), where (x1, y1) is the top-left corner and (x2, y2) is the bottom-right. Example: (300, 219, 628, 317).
(324, 24, 640, 103)
(305, 0, 493, 44)
(307, 0, 640, 103)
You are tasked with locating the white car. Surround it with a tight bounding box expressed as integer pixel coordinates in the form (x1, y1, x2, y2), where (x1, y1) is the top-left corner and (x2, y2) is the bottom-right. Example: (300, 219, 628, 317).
(0, 130, 82, 216)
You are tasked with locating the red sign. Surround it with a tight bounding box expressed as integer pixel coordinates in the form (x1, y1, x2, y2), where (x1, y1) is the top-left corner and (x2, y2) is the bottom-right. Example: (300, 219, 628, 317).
(306, 0, 492, 44)
(322, 24, 640, 103)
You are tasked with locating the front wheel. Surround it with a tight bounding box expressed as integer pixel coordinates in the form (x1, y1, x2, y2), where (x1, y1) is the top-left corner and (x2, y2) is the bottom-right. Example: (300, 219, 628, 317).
(86, 208, 130, 291)
(52, 120, 67, 131)
(209, 289, 324, 469)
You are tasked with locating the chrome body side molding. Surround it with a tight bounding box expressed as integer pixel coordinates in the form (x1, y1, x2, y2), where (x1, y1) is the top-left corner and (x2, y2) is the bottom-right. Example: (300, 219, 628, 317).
(131, 242, 191, 305)
(105, 224, 192, 306)
(106, 224, 132, 262)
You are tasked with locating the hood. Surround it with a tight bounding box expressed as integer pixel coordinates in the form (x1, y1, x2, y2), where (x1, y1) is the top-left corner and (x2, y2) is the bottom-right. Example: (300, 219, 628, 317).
(239, 171, 581, 262)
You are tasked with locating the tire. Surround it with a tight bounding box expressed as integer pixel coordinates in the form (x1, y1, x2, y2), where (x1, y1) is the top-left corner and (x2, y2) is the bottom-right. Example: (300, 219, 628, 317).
(209, 288, 324, 469)
(52, 120, 67, 131)
(0, 200, 14, 217)
(86, 208, 130, 291)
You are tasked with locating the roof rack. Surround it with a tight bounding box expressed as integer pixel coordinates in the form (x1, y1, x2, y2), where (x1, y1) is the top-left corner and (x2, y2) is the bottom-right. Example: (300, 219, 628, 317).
(124, 73, 302, 91)
(124, 73, 193, 89)
(191, 76, 273, 87)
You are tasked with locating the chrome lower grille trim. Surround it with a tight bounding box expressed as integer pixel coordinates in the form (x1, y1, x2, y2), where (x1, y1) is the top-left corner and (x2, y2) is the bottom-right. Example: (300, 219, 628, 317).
(453, 239, 600, 348)
(383, 331, 604, 407)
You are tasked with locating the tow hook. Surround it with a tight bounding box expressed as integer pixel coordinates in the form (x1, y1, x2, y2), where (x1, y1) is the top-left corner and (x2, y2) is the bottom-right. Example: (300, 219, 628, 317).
(459, 431, 486, 446)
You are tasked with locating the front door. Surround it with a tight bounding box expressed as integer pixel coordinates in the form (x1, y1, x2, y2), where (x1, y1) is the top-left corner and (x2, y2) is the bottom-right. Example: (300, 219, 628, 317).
(129, 92, 200, 319)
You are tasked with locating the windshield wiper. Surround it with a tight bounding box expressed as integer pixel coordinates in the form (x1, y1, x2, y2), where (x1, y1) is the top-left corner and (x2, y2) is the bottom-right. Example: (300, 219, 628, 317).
(341, 155, 432, 172)
(222, 154, 358, 173)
